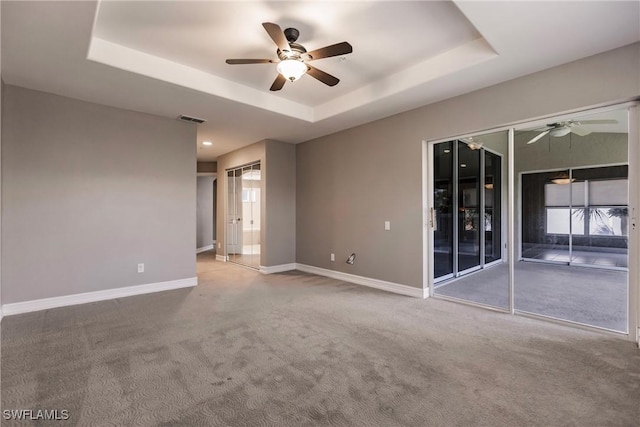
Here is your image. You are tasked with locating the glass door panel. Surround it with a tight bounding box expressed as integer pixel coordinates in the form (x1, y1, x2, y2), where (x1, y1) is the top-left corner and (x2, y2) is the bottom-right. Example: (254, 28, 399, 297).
(240, 165, 253, 266)
(250, 163, 262, 266)
(484, 151, 502, 264)
(434, 141, 454, 280)
(570, 166, 628, 269)
(457, 141, 481, 273)
(226, 169, 242, 263)
(239, 163, 261, 268)
(227, 162, 261, 269)
(515, 108, 629, 333)
(521, 170, 571, 263)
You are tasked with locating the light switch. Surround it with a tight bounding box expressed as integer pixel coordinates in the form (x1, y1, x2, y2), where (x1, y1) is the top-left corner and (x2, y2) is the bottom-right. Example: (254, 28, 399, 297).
(385, 221, 391, 230)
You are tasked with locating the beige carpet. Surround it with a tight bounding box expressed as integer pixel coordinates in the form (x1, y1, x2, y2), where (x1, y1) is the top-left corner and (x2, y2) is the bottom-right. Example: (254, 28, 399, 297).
(1, 251, 639, 426)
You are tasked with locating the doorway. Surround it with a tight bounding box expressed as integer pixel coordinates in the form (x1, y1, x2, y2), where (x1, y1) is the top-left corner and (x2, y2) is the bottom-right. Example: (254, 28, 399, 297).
(226, 162, 261, 269)
(426, 105, 637, 336)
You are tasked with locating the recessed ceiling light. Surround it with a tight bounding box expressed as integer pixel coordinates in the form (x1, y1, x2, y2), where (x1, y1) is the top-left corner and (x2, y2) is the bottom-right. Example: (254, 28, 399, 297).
(443, 149, 451, 153)
(202, 141, 213, 146)
(460, 163, 467, 168)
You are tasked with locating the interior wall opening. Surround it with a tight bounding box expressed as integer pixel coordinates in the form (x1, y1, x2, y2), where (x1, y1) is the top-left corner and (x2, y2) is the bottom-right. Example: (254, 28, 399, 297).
(226, 162, 261, 269)
(427, 105, 634, 335)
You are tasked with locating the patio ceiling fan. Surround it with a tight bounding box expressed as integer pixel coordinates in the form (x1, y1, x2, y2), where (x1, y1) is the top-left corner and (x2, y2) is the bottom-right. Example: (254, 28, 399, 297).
(526, 119, 618, 145)
(225, 22, 353, 91)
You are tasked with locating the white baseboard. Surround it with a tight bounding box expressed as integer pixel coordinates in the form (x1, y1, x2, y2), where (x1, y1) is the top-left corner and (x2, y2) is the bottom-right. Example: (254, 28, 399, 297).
(1, 277, 198, 316)
(0, 306, 3, 323)
(295, 264, 425, 299)
(260, 263, 297, 274)
(196, 244, 214, 253)
(216, 254, 227, 262)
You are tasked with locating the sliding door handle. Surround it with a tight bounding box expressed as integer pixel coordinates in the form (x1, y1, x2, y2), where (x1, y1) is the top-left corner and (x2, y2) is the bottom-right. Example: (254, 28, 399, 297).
(429, 208, 435, 228)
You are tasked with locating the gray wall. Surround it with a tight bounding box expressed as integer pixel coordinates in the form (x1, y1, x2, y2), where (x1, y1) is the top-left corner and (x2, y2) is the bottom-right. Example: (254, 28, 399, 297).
(296, 42, 640, 289)
(216, 139, 296, 267)
(515, 132, 628, 173)
(196, 176, 216, 249)
(1, 86, 197, 304)
(265, 141, 296, 266)
(197, 162, 217, 174)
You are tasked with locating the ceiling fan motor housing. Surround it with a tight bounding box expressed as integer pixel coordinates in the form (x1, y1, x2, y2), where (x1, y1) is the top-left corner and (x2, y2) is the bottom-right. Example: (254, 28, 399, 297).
(277, 42, 307, 60)
(284, 27, 300, 43)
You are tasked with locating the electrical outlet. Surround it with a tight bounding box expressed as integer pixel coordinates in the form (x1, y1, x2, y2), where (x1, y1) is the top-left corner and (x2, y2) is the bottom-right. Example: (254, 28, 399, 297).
(137, 263, 144, 273)
(385, 221, 391, 230)
(218, 242, 221, 249)
(330, 253, 335, 262)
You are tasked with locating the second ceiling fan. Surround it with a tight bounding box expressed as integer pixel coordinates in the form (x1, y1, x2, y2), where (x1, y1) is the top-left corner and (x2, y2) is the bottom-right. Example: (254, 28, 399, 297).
(226, 22, 353, 91)
(526, 119, 618, 145)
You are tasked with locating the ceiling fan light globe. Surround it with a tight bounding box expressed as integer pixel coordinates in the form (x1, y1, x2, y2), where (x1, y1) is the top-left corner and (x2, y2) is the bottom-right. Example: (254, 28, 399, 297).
(549, 127, 571, 137)
(276, 59, 307, 82)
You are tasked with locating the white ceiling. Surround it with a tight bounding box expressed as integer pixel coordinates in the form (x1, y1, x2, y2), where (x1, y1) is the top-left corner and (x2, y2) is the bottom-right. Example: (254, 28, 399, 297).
(2, 1, 639, 161)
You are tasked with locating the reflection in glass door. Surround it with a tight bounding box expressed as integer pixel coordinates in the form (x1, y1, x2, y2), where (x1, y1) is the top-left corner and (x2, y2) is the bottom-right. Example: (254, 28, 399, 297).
(484, 151, 502, 264)
(521, 166, 628, 269)
(515, 108, 629, 332)
(433, 138, 504, 283)
(434, 141, 454, 280)
(457, 141, 481, 273)
(226, 162, 261, 269)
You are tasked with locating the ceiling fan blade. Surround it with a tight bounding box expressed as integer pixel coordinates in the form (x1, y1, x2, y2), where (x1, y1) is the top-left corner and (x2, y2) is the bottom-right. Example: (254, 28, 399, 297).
(571, 126, 591, 137)
(262, 22, 290, 53)
(270, 74, 287, 91)
(577, 119, 619, 125)
(306, 65, 340, 86)
(526, 130, 550, 144)
(306, 42, 353, 61)
(226, 59, 276, 65)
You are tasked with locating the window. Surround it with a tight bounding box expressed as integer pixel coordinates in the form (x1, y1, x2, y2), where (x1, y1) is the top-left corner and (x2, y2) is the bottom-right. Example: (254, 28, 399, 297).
(545, 178, 628, 236)
(588, 207, 627, 236)
(242, 189, 257, 203)
(546, 208, 585, 235)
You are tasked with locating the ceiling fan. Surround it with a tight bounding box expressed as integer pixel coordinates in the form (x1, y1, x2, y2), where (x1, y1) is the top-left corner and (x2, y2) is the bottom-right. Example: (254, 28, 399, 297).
(526, 119, 618, 144)
(225, 22, 353, 91)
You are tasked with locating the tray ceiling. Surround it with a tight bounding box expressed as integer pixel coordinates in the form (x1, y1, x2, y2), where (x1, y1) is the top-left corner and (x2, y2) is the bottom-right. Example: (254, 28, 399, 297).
(2, 1, 639, 161)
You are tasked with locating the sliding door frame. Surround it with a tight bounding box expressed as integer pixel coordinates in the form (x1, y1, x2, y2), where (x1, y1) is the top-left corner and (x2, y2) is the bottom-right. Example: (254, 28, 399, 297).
(519, 162, 629, 271)
(424, 101, 639, 342)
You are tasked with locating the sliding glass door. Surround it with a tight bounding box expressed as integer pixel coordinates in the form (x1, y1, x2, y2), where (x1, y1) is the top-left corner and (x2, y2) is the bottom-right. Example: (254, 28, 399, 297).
(515, 108, 629, 332)
(428, 105, 635, 336)
(433, 141, 454, 279)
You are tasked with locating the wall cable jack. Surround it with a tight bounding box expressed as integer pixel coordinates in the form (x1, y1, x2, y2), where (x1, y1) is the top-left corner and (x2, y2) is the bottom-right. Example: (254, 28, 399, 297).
(346, 253, 356, 265)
